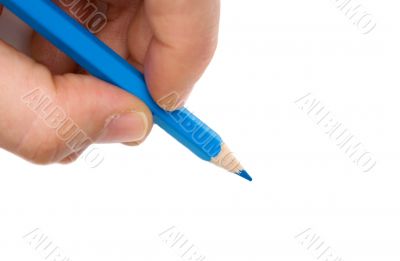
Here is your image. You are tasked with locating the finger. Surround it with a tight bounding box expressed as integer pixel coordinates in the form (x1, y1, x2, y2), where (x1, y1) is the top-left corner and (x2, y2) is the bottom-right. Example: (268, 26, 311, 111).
(0, 40, 152, 164)
(31, 33, 78, 74)
(30, 1, 81, 74)
(31, 0, 134, 74)
(126, 3, 153, 73)
(137, 0, 220, 110)
(59, 149, 85, 164)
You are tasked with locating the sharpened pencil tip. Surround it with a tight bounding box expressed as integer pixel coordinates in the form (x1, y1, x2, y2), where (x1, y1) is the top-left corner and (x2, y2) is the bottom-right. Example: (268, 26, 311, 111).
(211, 143, 252, 182)
(237, 170, 252, 182)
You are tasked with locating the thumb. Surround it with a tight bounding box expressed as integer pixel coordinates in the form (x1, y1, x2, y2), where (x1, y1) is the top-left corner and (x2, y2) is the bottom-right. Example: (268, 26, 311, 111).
(0, 40, 152, 164)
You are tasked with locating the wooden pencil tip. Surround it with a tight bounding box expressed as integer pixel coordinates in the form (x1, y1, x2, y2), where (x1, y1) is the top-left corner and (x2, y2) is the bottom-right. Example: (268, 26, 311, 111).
(211, 143, 252, 181)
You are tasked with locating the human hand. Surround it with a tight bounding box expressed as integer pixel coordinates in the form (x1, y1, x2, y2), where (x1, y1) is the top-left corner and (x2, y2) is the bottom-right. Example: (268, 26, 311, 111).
(0, 0, 219, 164)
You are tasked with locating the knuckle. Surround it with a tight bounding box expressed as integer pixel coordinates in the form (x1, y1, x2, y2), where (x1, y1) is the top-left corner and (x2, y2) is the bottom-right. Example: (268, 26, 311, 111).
(16, 123, 67, 165)
(28, 134, 65, 164)
(191, 37, 218, 65)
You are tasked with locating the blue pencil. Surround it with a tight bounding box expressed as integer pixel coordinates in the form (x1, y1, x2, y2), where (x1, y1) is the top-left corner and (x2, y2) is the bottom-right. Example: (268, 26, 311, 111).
(1, 0, 252, 181)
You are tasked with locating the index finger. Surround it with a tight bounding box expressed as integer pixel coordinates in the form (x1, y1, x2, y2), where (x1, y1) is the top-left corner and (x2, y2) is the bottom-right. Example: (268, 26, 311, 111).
(141, 0, 220, 110)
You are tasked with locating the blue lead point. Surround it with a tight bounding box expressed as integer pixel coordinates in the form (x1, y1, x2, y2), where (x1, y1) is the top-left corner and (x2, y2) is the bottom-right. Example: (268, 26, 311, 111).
(238, 170, 253, 182)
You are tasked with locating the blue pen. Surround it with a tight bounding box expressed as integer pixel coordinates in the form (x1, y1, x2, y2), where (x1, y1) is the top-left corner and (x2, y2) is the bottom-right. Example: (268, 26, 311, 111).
(1, 0, 252, 181)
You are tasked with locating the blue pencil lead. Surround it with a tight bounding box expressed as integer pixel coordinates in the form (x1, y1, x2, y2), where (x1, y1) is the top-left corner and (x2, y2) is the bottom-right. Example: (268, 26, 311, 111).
(238, 170, 252, 182)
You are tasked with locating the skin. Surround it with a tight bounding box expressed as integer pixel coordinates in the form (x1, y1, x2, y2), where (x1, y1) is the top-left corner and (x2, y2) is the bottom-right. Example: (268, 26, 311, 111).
(0, 0, 220, 164)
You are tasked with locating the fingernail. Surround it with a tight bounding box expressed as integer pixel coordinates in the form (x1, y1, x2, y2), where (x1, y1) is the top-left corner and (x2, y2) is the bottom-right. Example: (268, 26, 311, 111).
(157, 92, 185, 111)
(98, 111, 148, 143)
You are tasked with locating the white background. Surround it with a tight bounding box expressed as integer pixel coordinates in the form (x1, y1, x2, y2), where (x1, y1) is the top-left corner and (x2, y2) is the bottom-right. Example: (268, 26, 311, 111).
(1, 0, 399, 260)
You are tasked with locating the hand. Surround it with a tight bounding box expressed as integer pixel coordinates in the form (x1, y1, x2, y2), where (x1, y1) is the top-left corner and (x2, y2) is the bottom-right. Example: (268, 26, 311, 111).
(0, 0, 219, 164)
